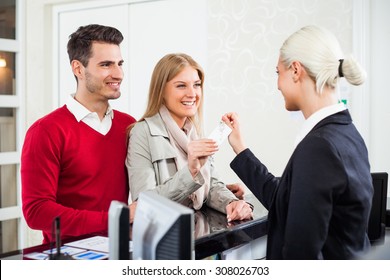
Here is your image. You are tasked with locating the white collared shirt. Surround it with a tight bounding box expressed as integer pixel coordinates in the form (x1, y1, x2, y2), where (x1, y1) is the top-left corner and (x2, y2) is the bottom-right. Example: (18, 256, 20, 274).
(66, 94, 114, 135)
(294, 102, 346, 148)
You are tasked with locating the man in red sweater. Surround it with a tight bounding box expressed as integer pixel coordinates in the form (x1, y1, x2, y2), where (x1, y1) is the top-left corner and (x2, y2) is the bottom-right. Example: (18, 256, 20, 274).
(21, 24, 136, 244)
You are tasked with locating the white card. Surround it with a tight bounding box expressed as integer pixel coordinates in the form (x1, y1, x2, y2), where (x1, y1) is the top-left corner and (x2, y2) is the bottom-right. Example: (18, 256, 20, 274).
(208, 121, 232, 146)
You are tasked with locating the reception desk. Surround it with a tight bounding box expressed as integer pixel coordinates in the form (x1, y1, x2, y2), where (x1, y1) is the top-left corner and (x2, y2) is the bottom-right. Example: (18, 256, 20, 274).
(1, 194, 268, 260)
(194, 194, 268, 259)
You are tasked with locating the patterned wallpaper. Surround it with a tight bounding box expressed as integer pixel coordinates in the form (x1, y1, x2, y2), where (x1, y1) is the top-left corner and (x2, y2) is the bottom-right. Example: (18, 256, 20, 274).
(204, 0, 353, 181)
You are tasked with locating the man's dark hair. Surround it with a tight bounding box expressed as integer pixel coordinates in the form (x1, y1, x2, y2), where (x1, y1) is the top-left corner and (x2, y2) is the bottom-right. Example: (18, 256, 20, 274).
(67, 24, 123, 67)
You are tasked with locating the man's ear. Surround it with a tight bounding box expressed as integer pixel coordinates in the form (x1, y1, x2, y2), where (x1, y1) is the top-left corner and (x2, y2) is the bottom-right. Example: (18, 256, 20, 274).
(71, 60, 83, 80)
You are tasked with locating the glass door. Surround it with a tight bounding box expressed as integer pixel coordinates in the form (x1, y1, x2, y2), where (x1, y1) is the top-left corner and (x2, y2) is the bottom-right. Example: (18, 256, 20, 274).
(0, 0, 23, 254)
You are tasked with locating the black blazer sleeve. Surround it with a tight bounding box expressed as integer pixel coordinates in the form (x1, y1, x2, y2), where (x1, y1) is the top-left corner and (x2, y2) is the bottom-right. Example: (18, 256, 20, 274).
(230, 148, 279, 210)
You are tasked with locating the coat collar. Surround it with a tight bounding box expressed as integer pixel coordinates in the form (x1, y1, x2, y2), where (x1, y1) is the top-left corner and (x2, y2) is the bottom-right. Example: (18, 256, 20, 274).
(145, 113, 170, 138)
(143, 113, 178, 162)
(313, 109, 352, 130)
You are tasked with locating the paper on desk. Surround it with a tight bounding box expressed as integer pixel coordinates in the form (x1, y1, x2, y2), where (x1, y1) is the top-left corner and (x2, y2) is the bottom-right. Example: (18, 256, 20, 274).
(65, 236, 133, 252)
(65, 236, 110, 252)
(43, 245, 86, 255)
(24, 252, 49, 260)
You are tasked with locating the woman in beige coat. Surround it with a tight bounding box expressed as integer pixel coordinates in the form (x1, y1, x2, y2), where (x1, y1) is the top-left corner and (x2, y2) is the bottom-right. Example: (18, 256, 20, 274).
(126, 53, 253, 222)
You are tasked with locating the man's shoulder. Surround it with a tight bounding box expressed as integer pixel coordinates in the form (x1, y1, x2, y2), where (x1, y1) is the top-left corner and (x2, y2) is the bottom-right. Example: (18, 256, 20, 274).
(24, 106, 75, 141)
(30, 106, 72, 128)
(113, 110, 136, 124)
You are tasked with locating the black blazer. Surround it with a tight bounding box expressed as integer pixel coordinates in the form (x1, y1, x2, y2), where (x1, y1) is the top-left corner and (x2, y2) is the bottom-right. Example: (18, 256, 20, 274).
(231, 110, 373, 259)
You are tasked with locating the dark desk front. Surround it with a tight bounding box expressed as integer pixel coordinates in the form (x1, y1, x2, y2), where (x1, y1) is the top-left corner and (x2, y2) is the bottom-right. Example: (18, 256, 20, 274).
(1, 194, 268, 260)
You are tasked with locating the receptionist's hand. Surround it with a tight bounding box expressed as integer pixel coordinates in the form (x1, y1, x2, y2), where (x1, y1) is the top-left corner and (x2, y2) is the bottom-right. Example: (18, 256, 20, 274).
(226, 200, 253, 222)
(222, 112, 247, 155)
(226, 183, 245, 200)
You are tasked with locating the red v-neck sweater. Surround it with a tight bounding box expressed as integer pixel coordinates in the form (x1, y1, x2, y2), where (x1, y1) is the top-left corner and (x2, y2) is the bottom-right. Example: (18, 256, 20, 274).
(21, 105, 136, 243)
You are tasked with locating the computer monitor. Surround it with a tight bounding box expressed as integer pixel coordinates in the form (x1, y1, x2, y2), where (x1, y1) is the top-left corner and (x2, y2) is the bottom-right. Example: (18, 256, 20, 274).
(132, 192, 194, 260)
(108, 201, 130, 260)
(368, 172, 388, 244)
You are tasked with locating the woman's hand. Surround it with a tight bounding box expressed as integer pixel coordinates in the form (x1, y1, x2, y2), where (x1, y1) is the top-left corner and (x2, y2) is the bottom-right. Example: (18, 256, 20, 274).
(222, 112, 247, 155)
(128, 201, 137, 224)
(226, 183, 245, 199)
(187, 139, 218, 178)
(226, 200, 253, 222)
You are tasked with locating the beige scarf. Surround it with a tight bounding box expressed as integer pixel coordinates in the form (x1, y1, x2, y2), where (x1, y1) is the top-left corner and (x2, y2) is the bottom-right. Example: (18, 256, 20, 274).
(159, 105, 210, 210)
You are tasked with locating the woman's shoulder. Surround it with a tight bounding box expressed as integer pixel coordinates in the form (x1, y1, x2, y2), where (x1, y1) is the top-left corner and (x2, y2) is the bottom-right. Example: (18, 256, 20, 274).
(130, 120, 148, 137)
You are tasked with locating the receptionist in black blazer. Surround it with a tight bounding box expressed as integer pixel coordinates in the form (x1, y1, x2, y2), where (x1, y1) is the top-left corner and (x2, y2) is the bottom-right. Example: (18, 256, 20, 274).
(222, 25, 373, 260)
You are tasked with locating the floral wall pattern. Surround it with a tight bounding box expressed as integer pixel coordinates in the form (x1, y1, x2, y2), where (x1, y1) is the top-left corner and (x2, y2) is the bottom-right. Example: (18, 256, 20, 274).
(204, 0, 353, 182)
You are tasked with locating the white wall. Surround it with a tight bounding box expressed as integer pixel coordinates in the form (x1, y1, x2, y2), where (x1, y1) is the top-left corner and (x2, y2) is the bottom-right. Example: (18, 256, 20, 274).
(370, 0, 390, 196)
(23, 0, 389, 247)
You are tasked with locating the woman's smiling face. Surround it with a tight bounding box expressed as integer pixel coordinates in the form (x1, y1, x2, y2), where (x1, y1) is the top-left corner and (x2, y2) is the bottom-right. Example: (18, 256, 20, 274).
(163, 66, 202, 128)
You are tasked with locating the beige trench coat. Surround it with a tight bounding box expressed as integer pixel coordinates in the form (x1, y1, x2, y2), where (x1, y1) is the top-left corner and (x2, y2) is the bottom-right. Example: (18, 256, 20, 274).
(126, 113, 237, 214)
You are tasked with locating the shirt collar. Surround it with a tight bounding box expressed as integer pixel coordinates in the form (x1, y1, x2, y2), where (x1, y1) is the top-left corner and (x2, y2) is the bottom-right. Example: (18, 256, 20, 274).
(294, 102, 346, 148)
(66, 94, 114, 122)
